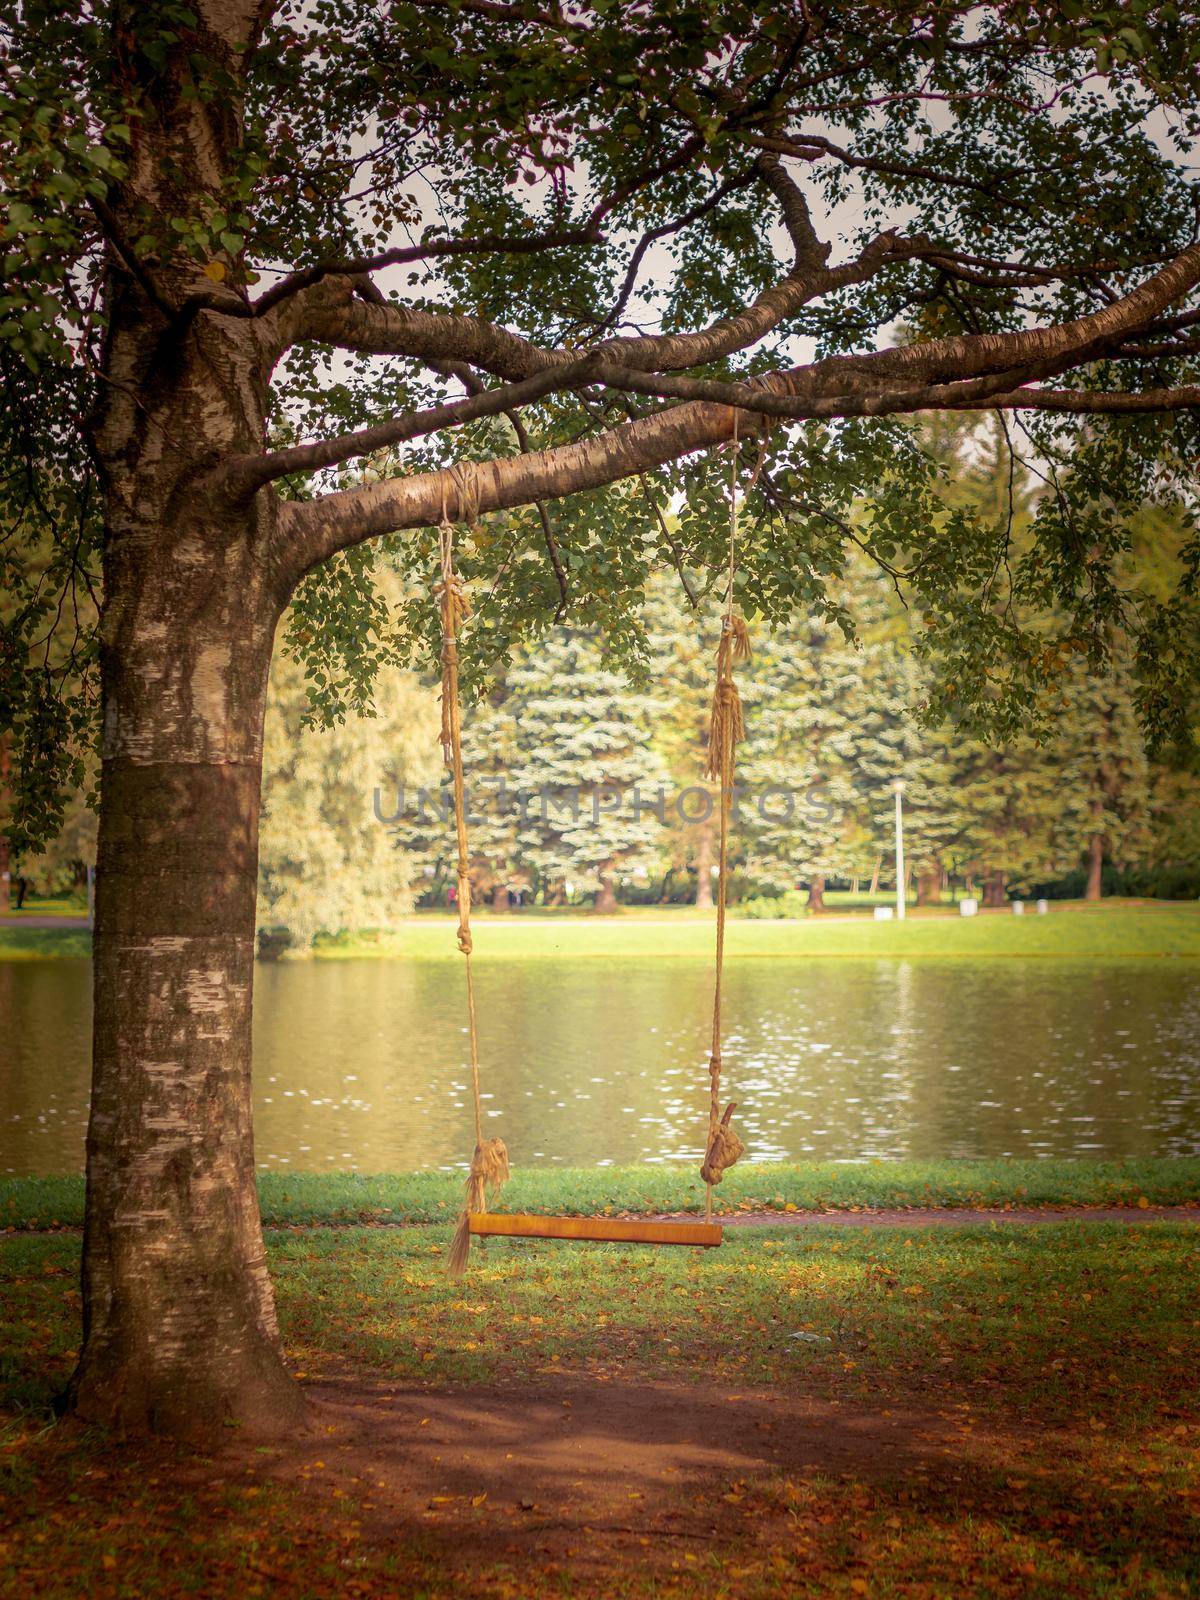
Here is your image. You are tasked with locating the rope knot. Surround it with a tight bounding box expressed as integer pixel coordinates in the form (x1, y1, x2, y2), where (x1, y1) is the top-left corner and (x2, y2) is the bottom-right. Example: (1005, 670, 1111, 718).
(447, 1137, 509, 1277)
(705, 674, 746, 781)
(700, 1102, 745, 1187)
(720, 612, 752, 666)
(436, 574, 472, 627)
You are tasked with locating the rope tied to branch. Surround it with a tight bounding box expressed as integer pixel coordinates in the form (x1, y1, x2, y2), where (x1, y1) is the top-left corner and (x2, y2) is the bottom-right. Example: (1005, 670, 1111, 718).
(436, 470, 509, 1275)
(700, 414, 752, 1216)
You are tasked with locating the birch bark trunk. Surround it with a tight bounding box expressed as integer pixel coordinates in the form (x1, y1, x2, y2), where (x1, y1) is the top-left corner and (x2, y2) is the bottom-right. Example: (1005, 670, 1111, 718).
(67, 250, 305, 1436)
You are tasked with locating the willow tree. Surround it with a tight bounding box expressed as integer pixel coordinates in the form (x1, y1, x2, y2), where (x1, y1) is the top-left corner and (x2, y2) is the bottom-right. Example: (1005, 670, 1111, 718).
(4, 0, 1200, 1435)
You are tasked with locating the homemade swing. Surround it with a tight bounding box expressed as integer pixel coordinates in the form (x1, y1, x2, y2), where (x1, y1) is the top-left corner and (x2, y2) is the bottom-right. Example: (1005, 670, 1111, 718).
(439, 430, 751, 1276)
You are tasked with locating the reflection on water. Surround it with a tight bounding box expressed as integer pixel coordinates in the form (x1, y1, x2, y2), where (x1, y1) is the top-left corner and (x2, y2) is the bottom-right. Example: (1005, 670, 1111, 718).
(2, 957, 1199, 1175)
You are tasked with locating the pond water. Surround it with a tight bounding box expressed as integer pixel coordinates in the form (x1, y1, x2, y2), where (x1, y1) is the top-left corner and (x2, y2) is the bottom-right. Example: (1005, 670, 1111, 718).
(2, 958, 1199, 1176)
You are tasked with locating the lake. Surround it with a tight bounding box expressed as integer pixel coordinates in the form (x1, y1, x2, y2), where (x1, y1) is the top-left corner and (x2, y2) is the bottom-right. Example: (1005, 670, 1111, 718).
(2, 958, 1199, 1176)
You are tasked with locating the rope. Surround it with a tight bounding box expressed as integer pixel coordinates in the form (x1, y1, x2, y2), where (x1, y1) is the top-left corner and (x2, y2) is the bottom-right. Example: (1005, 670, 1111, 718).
(700, 416, 750, 1219)
(438, 468, 509, 1276)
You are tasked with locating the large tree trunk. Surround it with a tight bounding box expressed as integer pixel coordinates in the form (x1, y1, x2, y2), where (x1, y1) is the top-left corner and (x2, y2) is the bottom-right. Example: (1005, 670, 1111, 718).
(595, 871, 619, 914)
(916, 866, 941, 907)
(806, 873, 826, 913)
(982, 869, 1008, 908)
(694, 823, 713, 909)
(1086, 829, 1104, 901)
(67, 243, 305, 1436)
(0, 732, 11, 915)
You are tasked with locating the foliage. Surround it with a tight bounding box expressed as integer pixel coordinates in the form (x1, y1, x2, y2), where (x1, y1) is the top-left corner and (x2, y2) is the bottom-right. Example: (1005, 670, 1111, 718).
(258, 583, 440, 948)
(5, 0, 1200, 851)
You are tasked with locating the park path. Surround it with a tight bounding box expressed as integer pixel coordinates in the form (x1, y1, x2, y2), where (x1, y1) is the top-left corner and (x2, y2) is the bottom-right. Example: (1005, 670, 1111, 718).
(671, 1204, 1199, 1228)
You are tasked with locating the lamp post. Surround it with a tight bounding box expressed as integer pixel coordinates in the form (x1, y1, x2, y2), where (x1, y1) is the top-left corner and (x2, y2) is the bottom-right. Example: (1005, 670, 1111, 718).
(893, 779, 906, 922)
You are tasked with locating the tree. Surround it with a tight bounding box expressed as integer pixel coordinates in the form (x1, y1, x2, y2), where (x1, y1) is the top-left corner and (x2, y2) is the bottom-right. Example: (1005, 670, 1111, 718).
(644, 582, 723, 907)
(504, 632, 671, 908)
(1056, 649, 1154, 899)
(738, 615, 873, 905)
(6, 0, 1200, 1435)
(257, 608, 438, 947)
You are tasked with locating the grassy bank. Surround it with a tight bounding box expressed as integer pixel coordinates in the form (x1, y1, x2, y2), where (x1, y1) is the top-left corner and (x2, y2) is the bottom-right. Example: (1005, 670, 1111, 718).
(0, 925, 92, 959)
(5, 1157, 1198, 1231)
(320, 903, 1200, 960)
(6, 901, 1199, 960)
(2, 1220, 1197, 1597)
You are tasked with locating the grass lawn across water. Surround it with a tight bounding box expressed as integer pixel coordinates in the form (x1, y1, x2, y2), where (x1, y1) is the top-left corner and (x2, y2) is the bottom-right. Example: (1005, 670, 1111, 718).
(3, 900, 1200, 961)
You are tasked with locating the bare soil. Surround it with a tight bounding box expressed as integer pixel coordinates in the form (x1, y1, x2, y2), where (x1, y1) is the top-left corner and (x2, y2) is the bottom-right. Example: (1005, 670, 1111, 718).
(224, 1373, 1045, 1575)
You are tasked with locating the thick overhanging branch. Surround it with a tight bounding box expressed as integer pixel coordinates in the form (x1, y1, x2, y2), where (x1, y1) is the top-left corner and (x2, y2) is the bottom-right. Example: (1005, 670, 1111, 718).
(776, 241, 1200, 399)
(266, 224, 1200, 584)
(276, 392, 745, 582)
(289, 231, 1200, 418)
(289, 222, 913, 380)
(221, 353, 603, 500)
(292, 282, 553, 379)
(276, 360, 1200, 591)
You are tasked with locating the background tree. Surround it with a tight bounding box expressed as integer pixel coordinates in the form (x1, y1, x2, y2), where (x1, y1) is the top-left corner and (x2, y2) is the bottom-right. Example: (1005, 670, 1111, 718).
(644, 582, 722, 908)
(1056, 649, 1154, 901)
(504, 633, 671, 910)
(5, 0, 1200, 1437)
(739, 615, 873, 908)
(257, 606, 438, 948)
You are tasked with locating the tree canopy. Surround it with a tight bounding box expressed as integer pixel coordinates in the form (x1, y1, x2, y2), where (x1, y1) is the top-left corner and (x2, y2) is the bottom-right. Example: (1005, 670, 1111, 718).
(5, 0, 1200, 856)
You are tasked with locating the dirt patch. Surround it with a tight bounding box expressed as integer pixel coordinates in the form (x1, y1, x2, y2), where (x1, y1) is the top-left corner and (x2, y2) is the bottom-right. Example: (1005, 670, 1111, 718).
(226, 1374, 1044, 1573)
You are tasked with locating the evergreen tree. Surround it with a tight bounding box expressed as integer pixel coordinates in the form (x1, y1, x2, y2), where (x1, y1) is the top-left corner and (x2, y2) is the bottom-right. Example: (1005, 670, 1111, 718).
(1055, 647, 1154, 900)
(644, 583, 724, 906)
(505, 632, 672, 909)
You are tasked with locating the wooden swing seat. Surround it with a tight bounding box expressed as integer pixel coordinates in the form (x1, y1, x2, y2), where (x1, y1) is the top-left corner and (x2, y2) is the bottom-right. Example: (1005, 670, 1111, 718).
(468, 1213, 723, 1247)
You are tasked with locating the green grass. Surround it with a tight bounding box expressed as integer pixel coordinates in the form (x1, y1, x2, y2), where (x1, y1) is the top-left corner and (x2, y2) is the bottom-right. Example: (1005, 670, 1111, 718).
(4, 1158, 1197, 1231)
(7, 1220, 1191, 1422)
(313, 902, 1200, 960)
(1, 1222, 1197, 1597)
(0, 925, 92, 959)
(6, 901, 1199, 961)
(274, 1220, 1200, 1419)
(4, 893, 88, 916)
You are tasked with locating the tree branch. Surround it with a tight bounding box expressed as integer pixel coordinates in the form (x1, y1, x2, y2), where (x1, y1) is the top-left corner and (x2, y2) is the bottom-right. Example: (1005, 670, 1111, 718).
(277, 392, 748, 581)
(220, 353, 604, 500)
(953, 385, 1200, 413)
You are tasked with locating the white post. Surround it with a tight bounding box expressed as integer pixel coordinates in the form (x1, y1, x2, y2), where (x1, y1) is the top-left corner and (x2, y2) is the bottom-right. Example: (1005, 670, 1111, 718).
(893, 779, 906, 922)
